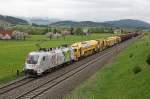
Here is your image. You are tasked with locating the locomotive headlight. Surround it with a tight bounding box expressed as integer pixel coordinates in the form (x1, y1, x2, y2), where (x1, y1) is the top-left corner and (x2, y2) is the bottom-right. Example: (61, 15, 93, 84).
(32, 64, 38, 69)
(37, 68, 42, 74)
(37, 69, 40, 72)
(35, 65, 39, 69)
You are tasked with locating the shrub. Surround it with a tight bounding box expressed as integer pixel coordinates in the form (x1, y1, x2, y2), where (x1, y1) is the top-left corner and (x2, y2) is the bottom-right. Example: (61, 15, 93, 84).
(136, 45, 138, 48)
(74, 27, 83, 35)
(145, 42, 149, 46)
(132, 66, 142, 74)
(146, 54, 150, 65)
(129, 53, 133, 58)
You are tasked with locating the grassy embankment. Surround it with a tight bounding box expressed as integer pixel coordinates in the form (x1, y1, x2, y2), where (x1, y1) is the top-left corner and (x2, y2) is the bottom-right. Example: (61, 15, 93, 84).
(67, 33, 150, 99)
(0, 33, 113, 85)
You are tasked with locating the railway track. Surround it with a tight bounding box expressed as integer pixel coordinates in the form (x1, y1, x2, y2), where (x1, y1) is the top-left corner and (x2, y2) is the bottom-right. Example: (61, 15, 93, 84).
(0, 37, 139, 99)
(17, 37, 137, 99)
(0, 76, 35, 94)
(0, 51, 100, 96)
(0, 46, 113, 99)
(16, 51, 112, 99)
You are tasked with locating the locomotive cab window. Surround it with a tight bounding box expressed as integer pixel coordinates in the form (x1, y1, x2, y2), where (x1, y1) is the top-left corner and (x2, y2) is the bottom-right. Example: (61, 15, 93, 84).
(27, 55, 39, 64)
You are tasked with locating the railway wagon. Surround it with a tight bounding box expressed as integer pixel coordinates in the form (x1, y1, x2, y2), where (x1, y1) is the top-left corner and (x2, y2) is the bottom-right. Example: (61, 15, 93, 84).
(108, 36, 121, 44)
(133, 32, 139, 37)
(25, 47, 74, 75)
(105, 37, 116, 47)
(71, 42, 82, 61)
(119, 33, 133, 42)
(96, 39, 107, 51)
(88, 40, 99, 53)
(113, 36, 121, 44)
(71, 40, 99, 61)
(104, 36, 121, 48)
(80, 41, 93, 57)
(129, 32, 139, 37)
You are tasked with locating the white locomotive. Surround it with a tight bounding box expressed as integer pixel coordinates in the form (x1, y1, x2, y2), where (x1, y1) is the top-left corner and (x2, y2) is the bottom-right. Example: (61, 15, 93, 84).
(24, 46, 74, 75)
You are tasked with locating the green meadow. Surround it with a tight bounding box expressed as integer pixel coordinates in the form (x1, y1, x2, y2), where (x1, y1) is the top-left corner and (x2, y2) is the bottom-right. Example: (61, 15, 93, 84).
(0, 33, 114, 85)
(67, 33, 150, 99)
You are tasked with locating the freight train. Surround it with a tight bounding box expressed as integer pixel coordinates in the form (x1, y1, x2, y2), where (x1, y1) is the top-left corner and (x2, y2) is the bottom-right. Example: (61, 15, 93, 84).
(24, 32, 139, 76)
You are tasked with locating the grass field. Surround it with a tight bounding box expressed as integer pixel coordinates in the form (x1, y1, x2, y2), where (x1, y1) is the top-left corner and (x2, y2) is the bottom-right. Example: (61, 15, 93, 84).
(0, 33, 114, 85)
(67, 33, 150, 99)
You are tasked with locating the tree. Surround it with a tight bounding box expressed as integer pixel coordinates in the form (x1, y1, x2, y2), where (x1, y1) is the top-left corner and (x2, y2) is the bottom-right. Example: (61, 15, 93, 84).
(74, 27, 83, 35)
(61, 31, 68, 40)
(70, 27, 74, 35)
(46, 32, 53, 40)
(53, 28, 57, 34)
(47, 27, 52, 32)
(23, 32, 28, 40)
(54, 33, 61, 39)
(12, 30, 28, 40)
(108, 27, 114, 33)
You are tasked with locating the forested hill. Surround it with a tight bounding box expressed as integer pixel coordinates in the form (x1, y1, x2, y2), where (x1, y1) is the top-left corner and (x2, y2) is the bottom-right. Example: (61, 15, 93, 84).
(105, 19, 150, 28)
(0, 15, 28, 25)
(50, 21, 111, 27)
(50, 19, 150, 28)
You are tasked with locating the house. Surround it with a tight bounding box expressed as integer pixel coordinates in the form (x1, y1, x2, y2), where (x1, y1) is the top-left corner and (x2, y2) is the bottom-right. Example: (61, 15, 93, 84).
(83, 29, 90, 35)
(61, 30, 71, 35)
(0, 29, 13, 40)
(113, 29, 122, 34)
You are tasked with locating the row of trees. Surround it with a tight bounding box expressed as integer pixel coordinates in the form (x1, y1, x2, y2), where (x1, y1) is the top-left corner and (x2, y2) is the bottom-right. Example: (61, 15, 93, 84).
(47, 27, 91, 35)
(11, 25, 47, 35)
(10, 24, 117, 35)
(46, 27, 116, 35)
(12, 31, 29, 40)
(88, 27, 114, 33)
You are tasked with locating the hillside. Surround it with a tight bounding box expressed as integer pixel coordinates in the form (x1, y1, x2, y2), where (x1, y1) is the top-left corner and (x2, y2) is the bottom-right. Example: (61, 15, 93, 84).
(105, 19, 150, 28)
(0, 15, 28, 25)
(0, 15, 150, 28)
(50, 21, 111, 27)
(19, 17, 60, 25)
(29, 18, 60, 25)
(67, 33, 150, 99)
(50, 19, 150, 28)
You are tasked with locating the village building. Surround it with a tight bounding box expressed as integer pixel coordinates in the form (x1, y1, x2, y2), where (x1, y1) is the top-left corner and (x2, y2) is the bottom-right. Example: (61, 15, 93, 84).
(0, 29, 13, 40)
(83, 29, 90, 35)
(113, 29, 122, 34)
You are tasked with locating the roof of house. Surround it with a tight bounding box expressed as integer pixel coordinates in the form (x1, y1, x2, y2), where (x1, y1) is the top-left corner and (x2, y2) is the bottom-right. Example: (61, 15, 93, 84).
(0, 29, 13, 36)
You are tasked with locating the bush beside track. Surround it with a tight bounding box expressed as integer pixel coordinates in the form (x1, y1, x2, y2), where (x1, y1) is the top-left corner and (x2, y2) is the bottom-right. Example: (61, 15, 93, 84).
(67, 33, 150, 99)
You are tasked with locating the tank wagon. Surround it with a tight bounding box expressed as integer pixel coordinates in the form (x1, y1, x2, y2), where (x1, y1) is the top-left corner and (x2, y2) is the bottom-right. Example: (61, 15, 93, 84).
(25, 32, 139, 76)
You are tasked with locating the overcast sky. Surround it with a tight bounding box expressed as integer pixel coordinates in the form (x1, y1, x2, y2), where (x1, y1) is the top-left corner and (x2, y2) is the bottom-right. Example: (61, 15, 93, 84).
(0, 0, 150, 22)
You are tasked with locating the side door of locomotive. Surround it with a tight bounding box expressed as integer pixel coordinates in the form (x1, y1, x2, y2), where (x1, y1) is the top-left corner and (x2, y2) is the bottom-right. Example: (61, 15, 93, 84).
(40, 55, 49, 71)
(51, 53, 57, 68)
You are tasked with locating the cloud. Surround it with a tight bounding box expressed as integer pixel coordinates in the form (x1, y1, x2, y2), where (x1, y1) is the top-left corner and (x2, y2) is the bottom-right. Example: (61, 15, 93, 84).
(0, 0, 149, 22)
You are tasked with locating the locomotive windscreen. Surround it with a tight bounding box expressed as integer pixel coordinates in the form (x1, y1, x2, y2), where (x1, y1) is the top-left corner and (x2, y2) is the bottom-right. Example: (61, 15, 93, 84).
(27, 55, 39, 64)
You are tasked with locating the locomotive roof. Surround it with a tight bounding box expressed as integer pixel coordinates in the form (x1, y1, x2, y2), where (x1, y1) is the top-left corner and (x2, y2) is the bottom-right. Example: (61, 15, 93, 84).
(29, 47, 72, 56)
